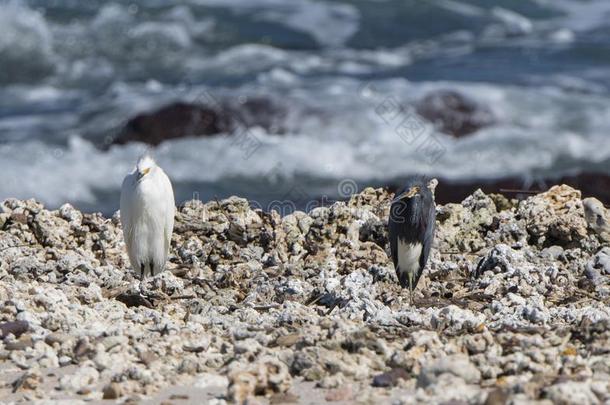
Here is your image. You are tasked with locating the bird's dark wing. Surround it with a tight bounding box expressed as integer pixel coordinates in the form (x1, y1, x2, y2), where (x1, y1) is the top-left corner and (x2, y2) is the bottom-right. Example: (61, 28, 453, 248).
(419, 199, 436, 274)
(388, 209, 400, 270)
(389, 197, 422, 288)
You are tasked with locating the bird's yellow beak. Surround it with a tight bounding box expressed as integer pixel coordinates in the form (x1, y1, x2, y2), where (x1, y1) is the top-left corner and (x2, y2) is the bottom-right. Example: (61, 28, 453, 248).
(137, 167, 151, 180)
(396, 186, 420, 200)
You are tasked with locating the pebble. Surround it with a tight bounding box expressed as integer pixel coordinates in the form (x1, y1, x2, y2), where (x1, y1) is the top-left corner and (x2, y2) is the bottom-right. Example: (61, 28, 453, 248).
(0, 186, 608, 404)
(372, 368, 409, 387)
(325, 384, 353, 401)
(102, 382, 123, 399)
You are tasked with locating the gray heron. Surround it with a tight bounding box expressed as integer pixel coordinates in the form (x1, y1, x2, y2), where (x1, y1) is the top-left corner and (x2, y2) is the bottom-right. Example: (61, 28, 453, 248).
(388, 177, 437, 303)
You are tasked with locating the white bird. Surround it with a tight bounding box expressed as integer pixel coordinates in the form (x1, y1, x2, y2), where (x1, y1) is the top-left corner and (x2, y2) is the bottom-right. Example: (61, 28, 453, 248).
(120, 154, 175, 279)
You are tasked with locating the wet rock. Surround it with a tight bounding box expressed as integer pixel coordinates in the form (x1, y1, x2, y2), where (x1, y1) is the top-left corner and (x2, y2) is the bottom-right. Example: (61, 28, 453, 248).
(227, 96, 287, 135)
(113, 102, 228, 146)
(415, 90, 495, 138)
(111, 97, 285, 147)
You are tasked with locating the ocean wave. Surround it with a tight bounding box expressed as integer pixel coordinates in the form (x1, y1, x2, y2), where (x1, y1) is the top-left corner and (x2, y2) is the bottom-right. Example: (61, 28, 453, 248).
(3, 0, 606, 86)
(0, 2, 56, 83)
(2, 79, 610, 212)
(193, 0, 359, 47)
(2, 0, 610, 213)
(550, 0, 610, 31)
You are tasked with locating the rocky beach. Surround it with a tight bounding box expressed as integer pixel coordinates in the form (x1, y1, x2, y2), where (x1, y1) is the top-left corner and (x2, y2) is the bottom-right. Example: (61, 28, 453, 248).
(0, 184, 609, 404)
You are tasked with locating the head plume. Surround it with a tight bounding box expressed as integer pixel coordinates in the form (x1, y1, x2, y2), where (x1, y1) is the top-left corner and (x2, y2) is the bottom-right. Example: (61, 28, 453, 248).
(136, 153, 156, 173)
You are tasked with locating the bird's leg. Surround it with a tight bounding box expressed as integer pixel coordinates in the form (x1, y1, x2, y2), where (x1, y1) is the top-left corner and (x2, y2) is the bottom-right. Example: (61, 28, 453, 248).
(149, 261, 155, 278)
(140, 263, 145, 281)
(408, 272, 414, 306)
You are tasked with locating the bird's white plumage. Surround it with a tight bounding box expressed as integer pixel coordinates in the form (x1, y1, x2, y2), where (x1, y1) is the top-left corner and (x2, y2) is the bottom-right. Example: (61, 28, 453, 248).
(397, 238, 422, 280)
(120, 155, 175, 278)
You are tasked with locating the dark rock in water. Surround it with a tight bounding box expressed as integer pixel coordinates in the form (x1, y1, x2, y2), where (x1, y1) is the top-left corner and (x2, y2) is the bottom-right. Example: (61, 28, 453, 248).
(416, 90, 495, 138)
(111, 97, 286, 147)
(230, 97, 287, 135)
(112, 102, 229, 146)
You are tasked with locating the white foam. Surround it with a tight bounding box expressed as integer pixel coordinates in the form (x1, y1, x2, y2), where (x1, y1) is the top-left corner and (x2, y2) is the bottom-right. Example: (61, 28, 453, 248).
(2, 0, 610, 212)
(0, 2, 56, 81)
(259, 1, 359, 47)
(193, 0, 360, 47)
(434, 0, 485, 17)
(491, 7, 533, 35)
(3, 79, 610, 211)
(550, 0, 610, 31)
(129, 22, 192, 49)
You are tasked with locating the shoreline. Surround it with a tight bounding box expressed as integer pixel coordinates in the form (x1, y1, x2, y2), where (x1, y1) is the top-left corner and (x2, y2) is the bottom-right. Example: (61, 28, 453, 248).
(1, 185, 609, 404)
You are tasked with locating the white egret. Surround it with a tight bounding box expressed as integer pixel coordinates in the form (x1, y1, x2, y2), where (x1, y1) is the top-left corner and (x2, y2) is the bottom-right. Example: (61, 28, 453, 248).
(120, 154, 175, 279)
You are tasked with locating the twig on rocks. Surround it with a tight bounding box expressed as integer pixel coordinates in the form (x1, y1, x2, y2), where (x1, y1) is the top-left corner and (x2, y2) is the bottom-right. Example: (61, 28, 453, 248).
(0, 244, 31, 253)
(11, 373, 27, 393)
(116, 292, 154, 308)
(215, 196, 229, 221)
(251, 304, 280, 311)
(102, 286, 130, 299)
(499, 189, 543, 194)
(192, 277, 218, 292)
(327, 297, 351, 315)
(305, 293, 324, 306)
(170, 295, 197, 300)
(170, 267, 191, 278)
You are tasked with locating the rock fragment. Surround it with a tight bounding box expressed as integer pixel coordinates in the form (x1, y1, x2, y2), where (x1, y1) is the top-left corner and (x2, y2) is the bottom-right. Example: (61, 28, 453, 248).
(0, 185, 609, 403)
(102, 382, 123, 399)
(583, 197, 610, 242)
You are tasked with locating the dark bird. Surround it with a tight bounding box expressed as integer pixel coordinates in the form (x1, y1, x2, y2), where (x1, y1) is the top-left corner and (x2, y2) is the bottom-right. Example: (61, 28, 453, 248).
(388, 177, 437, 303)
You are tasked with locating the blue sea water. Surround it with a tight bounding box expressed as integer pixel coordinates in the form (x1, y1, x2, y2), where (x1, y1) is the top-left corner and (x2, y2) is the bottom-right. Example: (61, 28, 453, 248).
(1, 0, 610, 215)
